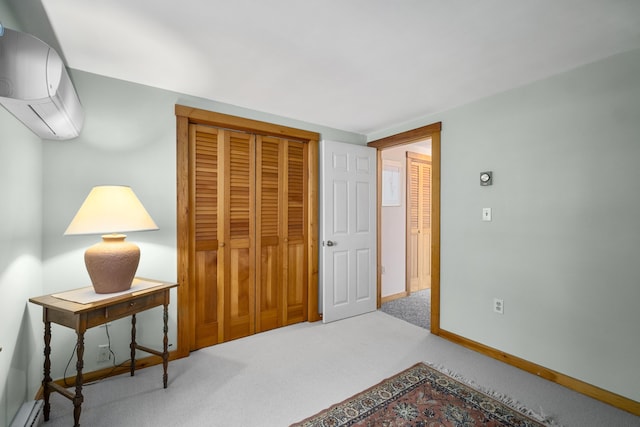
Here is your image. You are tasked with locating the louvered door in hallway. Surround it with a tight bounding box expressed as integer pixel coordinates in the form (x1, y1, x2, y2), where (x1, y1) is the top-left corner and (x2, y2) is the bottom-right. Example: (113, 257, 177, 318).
(407, 152, 432, 292)
(176, 106, 318, 352)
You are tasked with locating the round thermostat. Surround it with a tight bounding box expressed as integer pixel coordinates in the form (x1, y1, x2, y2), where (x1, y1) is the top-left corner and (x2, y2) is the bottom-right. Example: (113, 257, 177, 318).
(480, 171, 492, 186)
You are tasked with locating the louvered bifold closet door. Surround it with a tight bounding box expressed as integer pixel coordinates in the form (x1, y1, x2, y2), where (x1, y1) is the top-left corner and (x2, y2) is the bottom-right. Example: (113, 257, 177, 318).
(190, 124, 308, 347)
(408, 160, 421, 292)
(420, 158, 432, 289)
(419, 159, 432, 290)
(407, 152, 432, 293)
(221, 129, 256, 341)
(255, 137, 308, 331)
(192, 125, 221, 349)
(256, 136, 283, 332)
(284, 140, 308, 325)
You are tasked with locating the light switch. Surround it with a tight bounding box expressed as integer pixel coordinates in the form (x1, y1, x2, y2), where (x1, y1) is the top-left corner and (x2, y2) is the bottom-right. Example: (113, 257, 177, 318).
(482, 208, 492, 221)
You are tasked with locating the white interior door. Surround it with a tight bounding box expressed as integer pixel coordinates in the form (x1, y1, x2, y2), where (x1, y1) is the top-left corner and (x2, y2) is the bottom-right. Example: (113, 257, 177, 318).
(321, 140, 377, 323)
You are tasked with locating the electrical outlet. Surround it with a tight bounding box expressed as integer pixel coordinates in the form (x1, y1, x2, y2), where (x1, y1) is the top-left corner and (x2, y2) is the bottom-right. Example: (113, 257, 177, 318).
(97, 344, 110, 363)
(493, 298, 504, 314)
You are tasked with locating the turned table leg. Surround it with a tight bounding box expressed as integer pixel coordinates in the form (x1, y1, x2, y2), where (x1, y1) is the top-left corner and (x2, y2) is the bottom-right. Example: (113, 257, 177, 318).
(162, 303, 169, 388)
(130, 313, 137, 376)
(43, 319, 52, 421)
(73, 330, 85, 427)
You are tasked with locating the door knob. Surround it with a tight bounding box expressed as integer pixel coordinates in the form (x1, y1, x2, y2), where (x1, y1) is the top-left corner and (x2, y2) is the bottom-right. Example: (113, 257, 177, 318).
(324, 240, 335, 247)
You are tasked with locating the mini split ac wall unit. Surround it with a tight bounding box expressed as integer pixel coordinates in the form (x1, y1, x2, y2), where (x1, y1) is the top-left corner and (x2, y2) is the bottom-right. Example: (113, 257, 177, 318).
(0, 28, 84, 140)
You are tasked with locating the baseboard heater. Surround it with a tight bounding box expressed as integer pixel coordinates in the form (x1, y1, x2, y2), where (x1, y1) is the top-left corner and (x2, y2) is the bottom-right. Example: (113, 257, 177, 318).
(10, 400, 44, 427)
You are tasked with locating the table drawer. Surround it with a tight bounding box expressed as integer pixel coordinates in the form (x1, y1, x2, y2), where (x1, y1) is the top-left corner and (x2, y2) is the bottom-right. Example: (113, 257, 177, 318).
(86, 292, 166, 328)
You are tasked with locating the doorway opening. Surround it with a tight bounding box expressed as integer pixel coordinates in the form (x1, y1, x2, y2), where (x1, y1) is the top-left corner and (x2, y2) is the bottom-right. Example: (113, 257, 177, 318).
(379, 143, 432, 329)
(368, 122, 441, 335)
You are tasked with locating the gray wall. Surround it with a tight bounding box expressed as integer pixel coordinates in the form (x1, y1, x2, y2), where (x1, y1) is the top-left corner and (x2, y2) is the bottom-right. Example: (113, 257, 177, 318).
(0, 5, 44, 426)
(0, 91, 43, 427)
(371, 48, 640, 401)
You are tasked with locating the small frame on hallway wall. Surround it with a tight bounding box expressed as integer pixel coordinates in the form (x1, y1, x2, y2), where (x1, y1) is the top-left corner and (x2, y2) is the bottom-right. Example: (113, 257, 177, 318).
(382, 160, 402, 206)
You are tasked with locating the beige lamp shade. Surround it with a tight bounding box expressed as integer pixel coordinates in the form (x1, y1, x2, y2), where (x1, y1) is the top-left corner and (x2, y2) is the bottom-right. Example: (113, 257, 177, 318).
(65, 186, 158, 294)
(65, 185, 158, 235)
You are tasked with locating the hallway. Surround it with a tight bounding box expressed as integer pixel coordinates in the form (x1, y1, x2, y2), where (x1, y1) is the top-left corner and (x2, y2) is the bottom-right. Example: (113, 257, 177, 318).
(380, 289, 431, 330)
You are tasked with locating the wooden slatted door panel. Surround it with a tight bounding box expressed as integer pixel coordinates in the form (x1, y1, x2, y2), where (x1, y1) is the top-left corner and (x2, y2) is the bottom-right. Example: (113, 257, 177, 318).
(221, 130, 256, 341)
(190, 124, 308, 348)
(192, 125, 220, 349)
(408, 160, 420, 292)
(284, 140, 308, 325)
(256, 135, 283, 332)
(420, 159, 432, 290)
(407, 152, 432, 292)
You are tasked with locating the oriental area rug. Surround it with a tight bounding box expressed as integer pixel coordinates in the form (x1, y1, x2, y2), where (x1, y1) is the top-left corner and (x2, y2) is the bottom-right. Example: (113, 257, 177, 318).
(291, 362, 555, 427)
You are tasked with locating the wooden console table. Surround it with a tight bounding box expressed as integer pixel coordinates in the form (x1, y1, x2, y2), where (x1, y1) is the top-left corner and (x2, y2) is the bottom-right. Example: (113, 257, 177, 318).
(29, 278, 178, 427)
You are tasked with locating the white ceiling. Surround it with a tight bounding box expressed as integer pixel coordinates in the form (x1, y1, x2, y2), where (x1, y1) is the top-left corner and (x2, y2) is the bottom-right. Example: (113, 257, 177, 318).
(34, 0, 640, 136)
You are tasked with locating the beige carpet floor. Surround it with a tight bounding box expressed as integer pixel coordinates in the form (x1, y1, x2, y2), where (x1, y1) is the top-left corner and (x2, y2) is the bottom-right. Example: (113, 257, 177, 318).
(45, 311, 639, 426)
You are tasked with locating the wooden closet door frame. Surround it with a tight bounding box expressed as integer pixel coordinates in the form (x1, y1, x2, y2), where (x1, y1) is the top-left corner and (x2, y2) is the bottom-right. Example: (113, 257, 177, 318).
(175, 105, 320, 357)
(368, 122, 441, 335)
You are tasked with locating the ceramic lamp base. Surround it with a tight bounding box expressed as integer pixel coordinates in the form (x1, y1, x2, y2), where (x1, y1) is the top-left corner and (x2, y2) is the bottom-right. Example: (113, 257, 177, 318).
(84, 234, 139, 293)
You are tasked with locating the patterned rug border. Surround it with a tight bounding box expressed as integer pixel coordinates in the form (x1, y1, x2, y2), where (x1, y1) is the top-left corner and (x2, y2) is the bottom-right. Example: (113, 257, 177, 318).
(291, 362, 561, 427)
(425, 363, 560, 426)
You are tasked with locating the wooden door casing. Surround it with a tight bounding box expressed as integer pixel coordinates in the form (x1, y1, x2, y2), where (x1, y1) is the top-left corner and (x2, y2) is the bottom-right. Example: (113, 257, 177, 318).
(367, 121, 440, 330)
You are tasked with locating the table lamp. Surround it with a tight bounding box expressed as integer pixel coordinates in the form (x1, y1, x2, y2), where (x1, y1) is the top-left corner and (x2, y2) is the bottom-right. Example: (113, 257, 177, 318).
(64, 186, 159, 294)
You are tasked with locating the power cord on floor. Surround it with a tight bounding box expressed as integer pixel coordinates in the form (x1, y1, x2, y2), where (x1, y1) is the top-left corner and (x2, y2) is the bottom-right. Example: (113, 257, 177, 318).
(62, 342, 78, 387)
(104, 322, 117, 365)
(61, 323, 134, 387)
